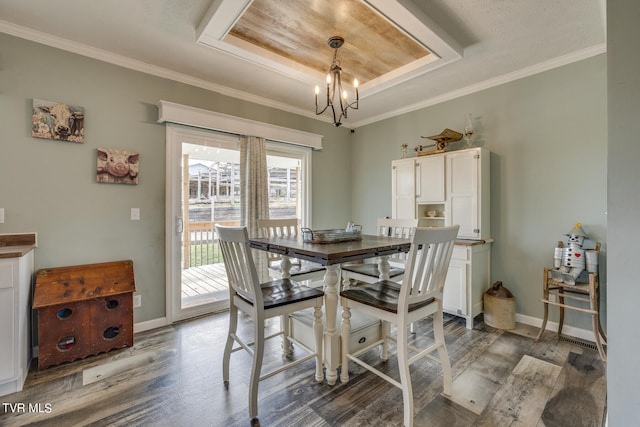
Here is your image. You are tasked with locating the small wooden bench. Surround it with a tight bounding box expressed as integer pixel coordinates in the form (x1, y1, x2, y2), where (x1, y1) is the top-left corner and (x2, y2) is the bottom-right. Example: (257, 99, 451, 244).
(33, 260, 136, 370)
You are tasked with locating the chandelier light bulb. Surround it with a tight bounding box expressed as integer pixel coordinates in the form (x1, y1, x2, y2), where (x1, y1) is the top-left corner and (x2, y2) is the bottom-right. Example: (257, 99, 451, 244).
(353, 79, 359, 88)
(326, 74, 332, 84)
(315, 85, 320, 95)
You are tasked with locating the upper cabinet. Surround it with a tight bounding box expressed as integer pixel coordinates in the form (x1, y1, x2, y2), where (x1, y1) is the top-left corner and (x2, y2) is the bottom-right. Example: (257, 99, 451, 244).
(391, 157, 417, 220)
(446, 148, 490, 239)
(391, 147, 490, 240)
(416, 155, 445, 203)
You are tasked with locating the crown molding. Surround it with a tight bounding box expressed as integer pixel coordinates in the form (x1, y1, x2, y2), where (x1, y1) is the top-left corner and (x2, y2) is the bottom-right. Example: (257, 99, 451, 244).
(0, 19, 325, 122)
(1, 20, 606, 130)
(350, 43, 607, 128)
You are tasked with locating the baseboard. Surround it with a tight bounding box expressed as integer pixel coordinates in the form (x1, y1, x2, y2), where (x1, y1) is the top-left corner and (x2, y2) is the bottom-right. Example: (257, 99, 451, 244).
(515, 313, 597, 343)
(29, 314, 597, 367)
(133, 317, 168, 334)
(133, 314, 598, 342)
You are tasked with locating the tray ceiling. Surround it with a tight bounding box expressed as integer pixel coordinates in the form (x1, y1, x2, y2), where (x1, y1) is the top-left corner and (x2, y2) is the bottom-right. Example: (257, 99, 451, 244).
(196, 0, 462, 97)
(227, 0, 431, 85)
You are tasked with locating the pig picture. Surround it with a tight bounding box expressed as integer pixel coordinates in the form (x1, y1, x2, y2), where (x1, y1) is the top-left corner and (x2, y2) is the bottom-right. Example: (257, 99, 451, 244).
(32, 99, 85, 143)
(97, 148, 139, 185)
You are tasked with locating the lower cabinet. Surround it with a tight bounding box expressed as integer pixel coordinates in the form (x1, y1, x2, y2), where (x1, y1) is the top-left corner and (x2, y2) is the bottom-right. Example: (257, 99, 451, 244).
(0, 250, 34, 397)
(442, 241, 492, 329)
(0, 286, 15, 383)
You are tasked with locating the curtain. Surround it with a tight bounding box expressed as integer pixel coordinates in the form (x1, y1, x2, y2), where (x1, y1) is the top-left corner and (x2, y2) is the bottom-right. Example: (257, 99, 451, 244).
(240, 135, 270, 281)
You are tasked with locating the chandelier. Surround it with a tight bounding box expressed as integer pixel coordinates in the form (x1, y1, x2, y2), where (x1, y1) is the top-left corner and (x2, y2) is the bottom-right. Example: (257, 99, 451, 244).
(314, 36, 359, 127)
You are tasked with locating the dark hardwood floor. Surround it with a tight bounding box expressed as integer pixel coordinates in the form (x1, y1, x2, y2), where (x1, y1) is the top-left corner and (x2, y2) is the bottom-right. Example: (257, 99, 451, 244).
(0, 312, 606, 426)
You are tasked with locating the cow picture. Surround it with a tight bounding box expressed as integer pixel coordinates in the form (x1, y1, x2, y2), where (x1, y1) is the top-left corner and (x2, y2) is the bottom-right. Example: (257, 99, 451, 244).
(96, 148, 139, 185)
(32, 99, 85, 143)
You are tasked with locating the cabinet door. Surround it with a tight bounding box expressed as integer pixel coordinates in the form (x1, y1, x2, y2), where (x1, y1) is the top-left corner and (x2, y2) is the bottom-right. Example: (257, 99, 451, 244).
(416, 155, 445, 202)
(0, 259, 15, 381)
(391, 159, 416, 219)
(447, 150, 479, 239)
(442, 259, 467, 316)
(0, 288, 15, 381)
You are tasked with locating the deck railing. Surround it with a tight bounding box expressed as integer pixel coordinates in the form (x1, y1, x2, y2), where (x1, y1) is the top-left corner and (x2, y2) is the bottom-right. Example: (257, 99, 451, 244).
(185, 220, 239, 268)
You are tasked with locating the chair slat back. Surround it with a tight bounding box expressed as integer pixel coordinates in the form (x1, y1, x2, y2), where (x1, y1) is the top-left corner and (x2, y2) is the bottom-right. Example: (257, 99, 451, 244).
(400, 226, 459, 307)
(216, 225, 261, 304)
(258, 218, 299, 237)
(257, 218, 300, 265)
(377, 218, 419, 264)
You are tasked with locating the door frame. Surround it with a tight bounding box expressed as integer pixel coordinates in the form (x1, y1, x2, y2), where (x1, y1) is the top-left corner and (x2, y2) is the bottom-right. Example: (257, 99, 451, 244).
(165, 123, 313, 323)
(166, 124, 240, 322)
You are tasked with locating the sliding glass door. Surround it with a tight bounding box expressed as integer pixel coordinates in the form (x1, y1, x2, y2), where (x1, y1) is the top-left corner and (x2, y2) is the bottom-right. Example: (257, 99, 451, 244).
(166, 124, 311, 322)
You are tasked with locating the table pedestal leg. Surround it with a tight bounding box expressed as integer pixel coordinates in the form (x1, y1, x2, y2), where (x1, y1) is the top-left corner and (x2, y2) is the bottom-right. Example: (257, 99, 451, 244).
(377, 255, 391, 280)
(378, 255, 390, 360)
(323, 265, 340, 385)
(280, 256, 292, 279)
(281, 256, 293, 357)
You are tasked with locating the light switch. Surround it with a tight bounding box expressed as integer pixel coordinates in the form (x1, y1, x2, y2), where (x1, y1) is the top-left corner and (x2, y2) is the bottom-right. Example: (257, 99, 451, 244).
(131, 208, 140, 221)
(0, 208, 4, 224)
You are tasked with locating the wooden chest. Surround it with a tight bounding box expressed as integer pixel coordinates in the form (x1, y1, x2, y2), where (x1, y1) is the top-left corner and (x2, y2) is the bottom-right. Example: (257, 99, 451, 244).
(33, 260, 136, 370)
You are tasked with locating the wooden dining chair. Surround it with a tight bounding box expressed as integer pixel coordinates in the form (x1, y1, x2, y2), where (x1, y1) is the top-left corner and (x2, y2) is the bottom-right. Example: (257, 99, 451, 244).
(341, 218, 419, 335)
(257, 218, 325, 283)
(340, 225, 459, 427)
(341, 218, 418, 287)
(216, 225, 325, 423)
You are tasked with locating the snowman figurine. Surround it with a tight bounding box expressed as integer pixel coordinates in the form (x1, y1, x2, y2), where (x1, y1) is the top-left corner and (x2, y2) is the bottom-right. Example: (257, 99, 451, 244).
(550, 223, 590, 285)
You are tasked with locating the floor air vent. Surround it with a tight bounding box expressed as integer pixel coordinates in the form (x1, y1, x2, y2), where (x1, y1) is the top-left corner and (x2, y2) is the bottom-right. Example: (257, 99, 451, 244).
(558, 335, 600, 351)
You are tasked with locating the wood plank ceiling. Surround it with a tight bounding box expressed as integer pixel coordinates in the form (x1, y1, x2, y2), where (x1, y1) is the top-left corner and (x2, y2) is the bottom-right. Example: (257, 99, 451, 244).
(227, 0, 430, 85)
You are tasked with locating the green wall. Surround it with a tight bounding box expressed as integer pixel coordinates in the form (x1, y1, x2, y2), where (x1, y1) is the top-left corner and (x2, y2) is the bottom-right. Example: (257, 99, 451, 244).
(350, 54, 607, 332)
(607, 0, 640, 423)
(0, 32, 608, 334)
(0, 33, 352, 323)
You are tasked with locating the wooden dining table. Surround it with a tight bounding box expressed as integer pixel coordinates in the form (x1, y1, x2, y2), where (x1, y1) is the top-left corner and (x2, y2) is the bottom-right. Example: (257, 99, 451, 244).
(249, 234, 411, 385)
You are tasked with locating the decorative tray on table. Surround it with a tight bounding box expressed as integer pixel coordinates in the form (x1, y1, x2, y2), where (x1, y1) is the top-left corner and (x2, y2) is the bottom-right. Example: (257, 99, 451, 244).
(301, 224, 362, 244)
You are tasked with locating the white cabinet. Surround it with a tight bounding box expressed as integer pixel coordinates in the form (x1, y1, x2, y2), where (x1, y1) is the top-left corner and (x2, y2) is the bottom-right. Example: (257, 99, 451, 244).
(391, 158, 417, 219)
(446, 148, 490, 240)
(416, 155, 445, 202)
(442, 243, 492, 329)
(0, 282, 14, 381)
(391, 147, 490, 240)
(0, 250, 34, 397)
(391, 147, 492, 328)
(392, 156, 446, 223)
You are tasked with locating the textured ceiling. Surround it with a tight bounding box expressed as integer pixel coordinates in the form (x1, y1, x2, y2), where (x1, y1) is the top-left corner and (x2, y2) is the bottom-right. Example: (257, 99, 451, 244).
(228, 0, 430, 85)
(0, 0, 606, 128)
